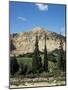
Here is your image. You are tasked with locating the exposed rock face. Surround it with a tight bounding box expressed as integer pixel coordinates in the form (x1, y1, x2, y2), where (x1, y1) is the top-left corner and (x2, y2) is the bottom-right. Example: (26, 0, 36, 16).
(10, 27, 65, 55)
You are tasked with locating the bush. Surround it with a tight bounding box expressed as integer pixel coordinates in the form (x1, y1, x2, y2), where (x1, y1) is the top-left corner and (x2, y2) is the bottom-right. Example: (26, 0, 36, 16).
(48, 61, 57, 73)
(10, 55, 19, 75)
(18, 53, 34, 58)
(19, 63, 28, 75)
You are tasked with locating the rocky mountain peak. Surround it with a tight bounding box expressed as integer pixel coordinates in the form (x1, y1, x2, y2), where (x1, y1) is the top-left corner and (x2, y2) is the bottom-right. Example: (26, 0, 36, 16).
(10, 27, 65, 56)
(32, 27, 48, 34)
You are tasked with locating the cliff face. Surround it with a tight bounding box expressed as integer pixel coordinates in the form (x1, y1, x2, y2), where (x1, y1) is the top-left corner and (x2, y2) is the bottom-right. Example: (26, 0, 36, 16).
(10, 27, 65, 55)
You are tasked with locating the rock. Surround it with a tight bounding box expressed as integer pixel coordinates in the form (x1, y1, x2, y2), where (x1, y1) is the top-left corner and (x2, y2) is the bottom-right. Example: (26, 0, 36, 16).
(10, 27, 65, 56)
(53, 80, 57, 83)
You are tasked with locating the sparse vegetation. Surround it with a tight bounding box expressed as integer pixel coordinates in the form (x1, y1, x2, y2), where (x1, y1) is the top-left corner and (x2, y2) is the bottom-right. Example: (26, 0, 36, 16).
(10, 34, 66, 88)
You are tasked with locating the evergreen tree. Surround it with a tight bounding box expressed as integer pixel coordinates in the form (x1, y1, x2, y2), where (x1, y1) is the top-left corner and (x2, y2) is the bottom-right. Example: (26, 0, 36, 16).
(10, 55, 19, 75)
(44, 34, 48, 72)
(58, 35, 66, 71)
(10, 39, 16, 51)
(32, 35, 42, 73)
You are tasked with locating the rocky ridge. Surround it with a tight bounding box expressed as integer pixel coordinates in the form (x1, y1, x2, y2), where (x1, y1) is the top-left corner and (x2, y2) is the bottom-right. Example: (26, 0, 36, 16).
(10, 27, 65, 55)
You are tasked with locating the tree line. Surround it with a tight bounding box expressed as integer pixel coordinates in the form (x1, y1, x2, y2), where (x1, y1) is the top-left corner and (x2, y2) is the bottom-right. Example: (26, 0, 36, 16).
(10, 34, 66, 76)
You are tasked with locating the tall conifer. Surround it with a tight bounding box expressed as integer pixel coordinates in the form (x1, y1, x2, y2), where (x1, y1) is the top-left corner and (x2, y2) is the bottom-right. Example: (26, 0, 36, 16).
(32, 35, 42, 73)
(44, 34, 48, 72)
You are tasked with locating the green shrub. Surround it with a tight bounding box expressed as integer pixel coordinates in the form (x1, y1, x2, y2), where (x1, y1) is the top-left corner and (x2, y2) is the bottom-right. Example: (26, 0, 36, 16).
(19, 63, 27, 74)
(10, 55, 19, 76)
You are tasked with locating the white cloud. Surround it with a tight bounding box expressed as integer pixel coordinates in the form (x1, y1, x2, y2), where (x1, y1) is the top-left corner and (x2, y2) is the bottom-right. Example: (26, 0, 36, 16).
(35, 4, 48, 11)
(18, 16, 27, 21)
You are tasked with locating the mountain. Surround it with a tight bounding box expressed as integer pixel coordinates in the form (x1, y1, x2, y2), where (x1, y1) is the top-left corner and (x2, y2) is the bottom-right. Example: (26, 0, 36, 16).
(10, 27, 65, 56)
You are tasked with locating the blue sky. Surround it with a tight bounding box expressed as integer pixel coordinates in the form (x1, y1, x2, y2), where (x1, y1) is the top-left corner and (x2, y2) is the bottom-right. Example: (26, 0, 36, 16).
(9, 1, 66, 35)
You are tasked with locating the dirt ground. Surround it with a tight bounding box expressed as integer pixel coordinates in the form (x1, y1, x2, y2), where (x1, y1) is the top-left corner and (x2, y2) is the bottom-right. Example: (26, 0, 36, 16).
(10, 76, 66, 88)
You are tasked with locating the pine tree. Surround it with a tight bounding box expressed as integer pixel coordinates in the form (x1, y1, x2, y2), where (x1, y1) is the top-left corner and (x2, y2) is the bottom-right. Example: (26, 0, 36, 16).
(10, 39, 16, 51)
(59, 35, 65, 71)
(32, 35, 42, 73)
(44, 34, 48, 72)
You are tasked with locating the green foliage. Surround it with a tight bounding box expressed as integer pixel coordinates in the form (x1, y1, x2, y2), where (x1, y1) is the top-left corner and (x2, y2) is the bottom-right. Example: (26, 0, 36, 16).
(17, 57, 32, 74)
(18, 53, 34, 58)
(48, 51, 59, 63)
(48, 61, 57, 73)
(10, 35, 66, 76)
(10, 55, 19, 75)
(19, 63, 28, 74)
(10, 40, 16, 51)
(44, 35, 48, 72)
(32, 36, 42, 73)
(58, 37, 66, 71)
(17, 57, 32, 67)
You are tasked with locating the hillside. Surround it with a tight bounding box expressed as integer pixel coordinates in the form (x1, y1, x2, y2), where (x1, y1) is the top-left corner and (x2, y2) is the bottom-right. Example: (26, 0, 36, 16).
(10, 27, 65, 55)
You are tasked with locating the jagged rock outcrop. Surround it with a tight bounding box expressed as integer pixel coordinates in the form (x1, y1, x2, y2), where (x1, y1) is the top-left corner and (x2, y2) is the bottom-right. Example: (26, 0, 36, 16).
(10, 27, 65, 56)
